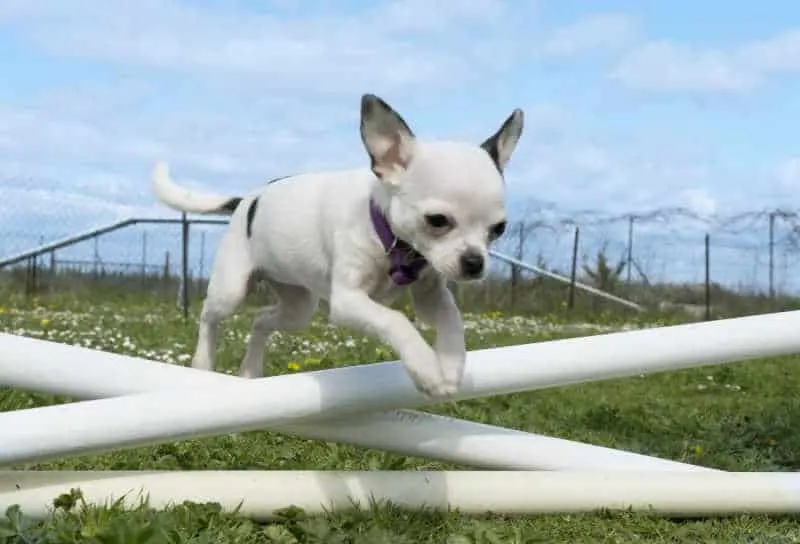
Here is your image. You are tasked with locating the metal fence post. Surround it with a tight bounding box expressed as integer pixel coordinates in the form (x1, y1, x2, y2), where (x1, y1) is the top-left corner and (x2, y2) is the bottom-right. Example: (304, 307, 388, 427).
(568, 227, 580, 310)
(181, 213, 190, 320)
(704, 233, 711, 321)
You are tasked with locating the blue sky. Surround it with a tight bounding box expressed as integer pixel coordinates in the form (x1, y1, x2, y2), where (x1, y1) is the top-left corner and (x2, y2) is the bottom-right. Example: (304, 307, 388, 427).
(2, 0, 800, 292)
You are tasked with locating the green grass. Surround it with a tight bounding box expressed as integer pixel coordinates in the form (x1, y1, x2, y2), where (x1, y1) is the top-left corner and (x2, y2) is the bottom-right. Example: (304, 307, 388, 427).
(1, 292, 800, 542)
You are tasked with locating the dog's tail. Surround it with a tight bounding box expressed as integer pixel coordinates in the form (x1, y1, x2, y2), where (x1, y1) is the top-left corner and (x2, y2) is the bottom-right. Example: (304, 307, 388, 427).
(151, 161, 243, 215)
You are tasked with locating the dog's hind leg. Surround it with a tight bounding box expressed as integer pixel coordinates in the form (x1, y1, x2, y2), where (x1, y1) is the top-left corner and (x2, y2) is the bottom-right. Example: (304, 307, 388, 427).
(192, 228, 253, 372)
(238, 281, 318, 379)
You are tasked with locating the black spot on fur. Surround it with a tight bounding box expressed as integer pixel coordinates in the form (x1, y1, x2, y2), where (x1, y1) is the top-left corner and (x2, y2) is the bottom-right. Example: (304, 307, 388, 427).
(246, 197, 259, 238)
(220, 197, 243, 213)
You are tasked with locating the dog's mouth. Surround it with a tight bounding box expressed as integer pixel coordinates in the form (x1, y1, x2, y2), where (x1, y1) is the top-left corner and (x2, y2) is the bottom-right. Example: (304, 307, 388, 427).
(455, 270, 487, 282)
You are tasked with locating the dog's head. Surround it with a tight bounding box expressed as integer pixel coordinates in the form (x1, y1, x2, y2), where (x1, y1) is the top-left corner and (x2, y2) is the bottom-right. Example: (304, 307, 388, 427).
(360, 93, 524, 282)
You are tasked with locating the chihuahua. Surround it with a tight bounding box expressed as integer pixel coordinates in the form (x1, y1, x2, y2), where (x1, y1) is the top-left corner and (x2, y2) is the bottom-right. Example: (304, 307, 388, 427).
(151, 94, 523, 398)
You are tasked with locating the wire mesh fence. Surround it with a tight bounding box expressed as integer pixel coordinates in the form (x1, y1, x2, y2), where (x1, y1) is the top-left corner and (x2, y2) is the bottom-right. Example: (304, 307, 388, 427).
(2, 203, 800, 319)
(492, 207, 800, 293)
(0, 217, 228, 311)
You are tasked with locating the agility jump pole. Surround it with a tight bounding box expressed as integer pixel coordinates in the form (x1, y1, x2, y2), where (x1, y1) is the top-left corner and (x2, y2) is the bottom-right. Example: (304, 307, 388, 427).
(3, 470, 800, 520)
(2, 310, 799, 467)
(490, 250, 643, 311)
(0, 333, 709, 472)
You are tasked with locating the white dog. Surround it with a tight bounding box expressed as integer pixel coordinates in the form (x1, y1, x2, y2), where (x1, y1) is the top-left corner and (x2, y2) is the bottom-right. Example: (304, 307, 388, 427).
(151, 94, 523, 398)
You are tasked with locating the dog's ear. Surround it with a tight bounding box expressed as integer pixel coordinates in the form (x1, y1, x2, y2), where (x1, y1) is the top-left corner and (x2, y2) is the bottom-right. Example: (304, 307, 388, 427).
(480, 108, 524, 173)
(360, 94, 416, 181)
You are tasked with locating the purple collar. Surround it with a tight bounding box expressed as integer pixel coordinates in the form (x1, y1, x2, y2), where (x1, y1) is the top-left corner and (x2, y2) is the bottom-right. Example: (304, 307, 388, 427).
(369, 199, 428, 285)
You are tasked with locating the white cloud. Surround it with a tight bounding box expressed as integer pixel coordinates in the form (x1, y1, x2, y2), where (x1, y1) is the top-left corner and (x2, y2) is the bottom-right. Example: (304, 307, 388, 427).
(681, 188, 717, 218)
(610, 42, 759, 93)
(0, 0, 528, 96)
(539, 13, 640, 57)
(775, 157, 800, 189)
(375, 0, 508, 32)
(507, 134, 718, 215)
(571, 145, 614, 174)
(739, 30, 800, 74)
(610, 28, 800, 94)
(0, 95, 365, 183)
(0, 108, 135, 164)
(1, 2, 640, 97)
(0, 186, 160, 227)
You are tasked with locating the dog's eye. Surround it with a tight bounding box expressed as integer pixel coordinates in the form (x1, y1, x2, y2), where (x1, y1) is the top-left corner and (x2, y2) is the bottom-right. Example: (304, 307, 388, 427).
(490, 220, 507, 239)
(424, 214, 451, 229)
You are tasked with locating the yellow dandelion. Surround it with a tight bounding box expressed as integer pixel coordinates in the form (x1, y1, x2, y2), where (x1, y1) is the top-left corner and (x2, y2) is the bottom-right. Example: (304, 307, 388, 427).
(693, 444, 704, 457)
(287, 361, 301, 371)
(41, 318, 50, 326)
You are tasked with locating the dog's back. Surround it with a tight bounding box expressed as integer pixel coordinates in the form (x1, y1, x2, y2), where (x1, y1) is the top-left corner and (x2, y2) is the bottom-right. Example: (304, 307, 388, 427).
(244, 168, 375, 296)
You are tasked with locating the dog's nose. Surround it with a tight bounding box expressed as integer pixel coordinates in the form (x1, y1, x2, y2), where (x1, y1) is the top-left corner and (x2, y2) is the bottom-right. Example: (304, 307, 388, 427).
(460, 252, 485, 278)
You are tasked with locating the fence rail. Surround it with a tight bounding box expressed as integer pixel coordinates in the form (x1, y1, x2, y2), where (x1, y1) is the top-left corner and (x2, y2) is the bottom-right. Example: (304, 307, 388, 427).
(0, 217, 227, 270)
(490, 250, 643, 312)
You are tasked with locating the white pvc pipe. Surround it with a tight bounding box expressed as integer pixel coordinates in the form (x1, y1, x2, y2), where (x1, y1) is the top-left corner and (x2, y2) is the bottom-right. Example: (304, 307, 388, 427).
(2, 470, 800, 519)
(0, 334, 707, 472)
(2, 310, 799, 466)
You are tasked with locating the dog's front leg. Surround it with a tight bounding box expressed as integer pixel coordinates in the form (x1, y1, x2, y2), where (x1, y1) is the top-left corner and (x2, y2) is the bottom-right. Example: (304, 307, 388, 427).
(410, 276, 467, 393)
(329, 285, 451, 398)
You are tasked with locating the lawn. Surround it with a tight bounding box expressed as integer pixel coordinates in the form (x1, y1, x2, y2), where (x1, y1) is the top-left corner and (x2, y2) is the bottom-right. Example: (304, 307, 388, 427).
(1, 292, 800, 543)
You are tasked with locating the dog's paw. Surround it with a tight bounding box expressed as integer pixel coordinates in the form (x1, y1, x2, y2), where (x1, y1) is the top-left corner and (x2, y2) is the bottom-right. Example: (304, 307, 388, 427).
(400, 342, 461, 399)
(439, 353, 466, 390)
(413, 378, 458, 399)
(404, 355, 446, 398)
(238, 366, 264, 379)
(191, 355, 214, 372)
(238, 358, 268, 379)
(429, 379, 460, 398)
(408, 368, 459, 399)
